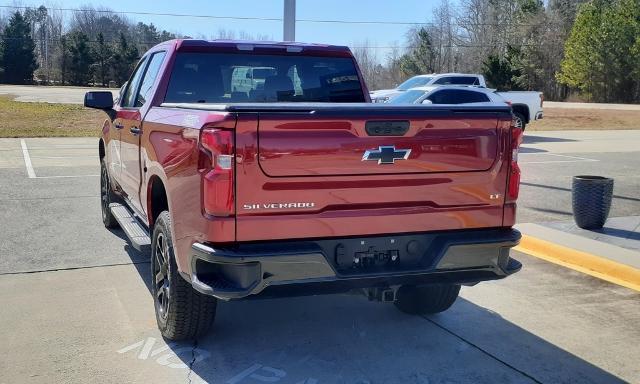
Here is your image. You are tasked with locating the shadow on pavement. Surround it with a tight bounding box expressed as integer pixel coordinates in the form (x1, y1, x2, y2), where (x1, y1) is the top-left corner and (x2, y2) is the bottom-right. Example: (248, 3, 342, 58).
(523, 135, 577, 144)
(521, 181, 640, 203)
(519, 146, 548, 154)
(595, 226, 640, 241)
(123, 251, 627, 383)
(108, 227, 152, 290)
(175, 295, 625, 383)
(526, 207, 573, 216)
(113, 222, 626, 383)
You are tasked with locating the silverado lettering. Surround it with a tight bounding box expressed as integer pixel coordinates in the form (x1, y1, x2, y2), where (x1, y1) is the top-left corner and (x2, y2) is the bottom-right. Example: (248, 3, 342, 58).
(86, 39, 523, 341)
(243, 203, 316, 210)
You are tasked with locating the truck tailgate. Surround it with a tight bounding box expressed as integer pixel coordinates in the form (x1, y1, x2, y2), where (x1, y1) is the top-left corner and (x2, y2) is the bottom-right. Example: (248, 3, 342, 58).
(233, 104, 513, 241)
(258, 110, 498, 176)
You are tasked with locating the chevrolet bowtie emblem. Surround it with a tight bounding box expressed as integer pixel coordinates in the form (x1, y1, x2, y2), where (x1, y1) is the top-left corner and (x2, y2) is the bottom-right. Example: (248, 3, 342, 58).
(362, 146, 411, 164)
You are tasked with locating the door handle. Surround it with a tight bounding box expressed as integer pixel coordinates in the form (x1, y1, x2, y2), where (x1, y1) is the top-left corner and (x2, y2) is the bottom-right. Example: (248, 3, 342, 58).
(114, 122, 124, 129)
(130, 126, 142, 135)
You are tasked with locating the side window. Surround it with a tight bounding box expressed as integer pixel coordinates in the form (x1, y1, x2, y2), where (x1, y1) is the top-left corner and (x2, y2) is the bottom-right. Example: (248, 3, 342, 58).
(456, 90, 490, 103)
(428, 90, 489, 104)
(433, 76, 453, 85)
(136, 52, 167, 107)
(451, 76, 478, 85)
(427, 90, 455, 104)
(121, 57, 148, 108)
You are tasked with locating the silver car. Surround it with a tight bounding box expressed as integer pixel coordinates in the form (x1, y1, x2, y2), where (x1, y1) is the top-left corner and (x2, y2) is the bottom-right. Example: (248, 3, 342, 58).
(386, 85, 507, 105)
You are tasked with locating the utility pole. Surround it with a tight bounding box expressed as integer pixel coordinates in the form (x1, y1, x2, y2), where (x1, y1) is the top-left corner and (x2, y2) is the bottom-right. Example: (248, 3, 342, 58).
(283, 0, 296, 41)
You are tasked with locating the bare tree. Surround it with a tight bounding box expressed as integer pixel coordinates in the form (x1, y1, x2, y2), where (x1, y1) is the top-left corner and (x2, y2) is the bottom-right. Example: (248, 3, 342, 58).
(351, 40, 381, 89)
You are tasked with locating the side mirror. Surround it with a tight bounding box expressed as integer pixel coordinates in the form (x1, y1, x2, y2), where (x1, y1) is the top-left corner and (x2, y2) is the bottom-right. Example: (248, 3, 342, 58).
(421, 99, 433, 104)
(85, 91, 115, 120)
(84, 91, 114, 110)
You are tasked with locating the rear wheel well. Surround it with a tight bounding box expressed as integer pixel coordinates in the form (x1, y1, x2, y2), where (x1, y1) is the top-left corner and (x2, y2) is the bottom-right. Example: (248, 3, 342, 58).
(511, 104, 529, 123)
(148, 177, 168, 227)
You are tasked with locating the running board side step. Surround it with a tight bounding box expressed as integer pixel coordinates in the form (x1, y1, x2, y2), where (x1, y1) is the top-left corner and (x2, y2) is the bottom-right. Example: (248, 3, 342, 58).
(109, 203, 151, 252)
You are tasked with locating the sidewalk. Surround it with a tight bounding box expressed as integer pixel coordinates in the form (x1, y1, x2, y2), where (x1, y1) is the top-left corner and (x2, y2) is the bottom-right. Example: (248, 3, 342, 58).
(544, 216, 640, 252)
(515, 216, 640, 291)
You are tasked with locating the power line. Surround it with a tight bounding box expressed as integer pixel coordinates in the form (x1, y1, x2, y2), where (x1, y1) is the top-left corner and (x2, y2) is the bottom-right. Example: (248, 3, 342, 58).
(0, 35, 562, 49)
(0, 4, 564, 27)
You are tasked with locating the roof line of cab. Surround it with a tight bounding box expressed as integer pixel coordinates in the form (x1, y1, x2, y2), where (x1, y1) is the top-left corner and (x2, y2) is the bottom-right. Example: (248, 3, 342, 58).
(149, 39, 352, 56)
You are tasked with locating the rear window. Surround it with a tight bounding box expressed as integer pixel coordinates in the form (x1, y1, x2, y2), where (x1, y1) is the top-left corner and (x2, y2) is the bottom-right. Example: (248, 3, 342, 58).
(397, 76, 433, 91)
(387, 89, 425, 104)
(164, 52, 366, 103)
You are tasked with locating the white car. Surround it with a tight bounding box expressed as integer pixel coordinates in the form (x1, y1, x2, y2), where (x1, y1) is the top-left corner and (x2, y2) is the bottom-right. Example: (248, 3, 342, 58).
(386, 85, 543, 129)
(387, 85, 505, 105)
(370, 73, 487, 103)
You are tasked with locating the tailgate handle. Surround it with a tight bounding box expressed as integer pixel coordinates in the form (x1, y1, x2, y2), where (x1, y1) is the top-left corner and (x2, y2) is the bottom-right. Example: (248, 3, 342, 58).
(365, 121, 409, 136)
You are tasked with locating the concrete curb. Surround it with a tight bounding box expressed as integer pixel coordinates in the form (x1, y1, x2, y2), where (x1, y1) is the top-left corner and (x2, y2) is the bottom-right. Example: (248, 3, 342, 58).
(515, 224, 640, 292)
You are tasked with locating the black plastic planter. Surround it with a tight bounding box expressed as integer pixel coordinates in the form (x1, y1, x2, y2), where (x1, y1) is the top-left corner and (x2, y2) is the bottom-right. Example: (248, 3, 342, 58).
(572, 176, 614, 229)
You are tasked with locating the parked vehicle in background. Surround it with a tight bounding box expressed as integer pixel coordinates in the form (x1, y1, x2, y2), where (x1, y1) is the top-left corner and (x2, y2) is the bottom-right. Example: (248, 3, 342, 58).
(387, 86, 506, 105)
(499, 91, 544, 129)
(85, 39, 523, 341)
(230, 66, 277, 94)
(386, 85, 543, 130)
(370, 73, 487, 103)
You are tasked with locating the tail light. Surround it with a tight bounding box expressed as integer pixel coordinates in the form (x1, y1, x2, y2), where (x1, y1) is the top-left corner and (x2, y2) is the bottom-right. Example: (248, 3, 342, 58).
(200, 128, 234, 217)
(540, 93, 544, 108)
(507, 126, 523, 202)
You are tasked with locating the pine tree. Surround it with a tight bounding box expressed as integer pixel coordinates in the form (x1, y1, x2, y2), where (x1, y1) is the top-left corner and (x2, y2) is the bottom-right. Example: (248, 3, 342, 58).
(111, 33, 139, 86)
(59, 35, 69, 85)
(399, 28, 437, 76)
(92, 33, 112, 86)
(558, 0, 640, 102)
(66, 31, 93, 85)
(0, 12, 38, 84)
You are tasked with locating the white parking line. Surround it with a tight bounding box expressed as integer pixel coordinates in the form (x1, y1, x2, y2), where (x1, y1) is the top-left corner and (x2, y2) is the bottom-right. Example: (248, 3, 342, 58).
(29, 156, 97, 159)
(20, 139, 36, 178)
(519, 153, 599, 164)
(19, 139, 99, 179)
(27, 145, 96, 149)
(35, 174, 99, 179)
(542, 153, 598, 161)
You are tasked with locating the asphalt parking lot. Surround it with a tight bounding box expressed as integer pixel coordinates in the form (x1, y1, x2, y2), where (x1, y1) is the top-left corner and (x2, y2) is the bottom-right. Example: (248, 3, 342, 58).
(1, 132, 639, 383)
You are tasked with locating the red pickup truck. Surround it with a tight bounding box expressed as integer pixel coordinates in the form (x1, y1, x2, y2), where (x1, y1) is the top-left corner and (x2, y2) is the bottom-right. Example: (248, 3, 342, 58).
(85, 39, 522, 341)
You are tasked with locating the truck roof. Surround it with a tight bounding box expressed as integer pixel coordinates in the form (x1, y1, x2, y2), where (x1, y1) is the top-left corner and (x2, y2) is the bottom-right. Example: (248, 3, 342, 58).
(153, 39, 353, 56)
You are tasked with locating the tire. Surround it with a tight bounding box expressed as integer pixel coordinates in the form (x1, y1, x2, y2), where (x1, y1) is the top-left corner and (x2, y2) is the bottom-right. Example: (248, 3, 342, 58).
(513, 112, 526, 130)
(100, 158, 119, 229)
(151, 211, 217, 340)
(394, 284, 461, 315)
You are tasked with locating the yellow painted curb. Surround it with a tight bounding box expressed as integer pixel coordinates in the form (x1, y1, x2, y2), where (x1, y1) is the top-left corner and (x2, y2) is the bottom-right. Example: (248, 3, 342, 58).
(514, 235, 640, 292)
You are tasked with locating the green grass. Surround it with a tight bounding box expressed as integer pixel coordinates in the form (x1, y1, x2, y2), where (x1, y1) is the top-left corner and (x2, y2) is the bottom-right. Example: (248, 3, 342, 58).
(0, 96, 105, 137)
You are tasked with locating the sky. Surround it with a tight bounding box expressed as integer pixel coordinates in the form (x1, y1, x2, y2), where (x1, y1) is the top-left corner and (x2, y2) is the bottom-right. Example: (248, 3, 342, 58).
(8, 0, 442, 60)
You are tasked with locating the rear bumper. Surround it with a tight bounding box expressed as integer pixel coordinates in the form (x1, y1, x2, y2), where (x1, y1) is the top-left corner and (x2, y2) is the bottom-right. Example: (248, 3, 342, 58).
(187, 228, 521, 300)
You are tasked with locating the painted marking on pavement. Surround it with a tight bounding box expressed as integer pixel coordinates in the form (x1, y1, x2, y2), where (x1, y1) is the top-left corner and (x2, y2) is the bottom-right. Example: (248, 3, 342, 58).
(20, 139, 36, 178)
(34, 174, 99, 179)
(117, 337, 319, 383)
(117, 337, 210, 369)
(29, 155, 97, 159)
(520, 153, 599, 164)
(19, 139, 98, 178)
(515, 234, 640, 292)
